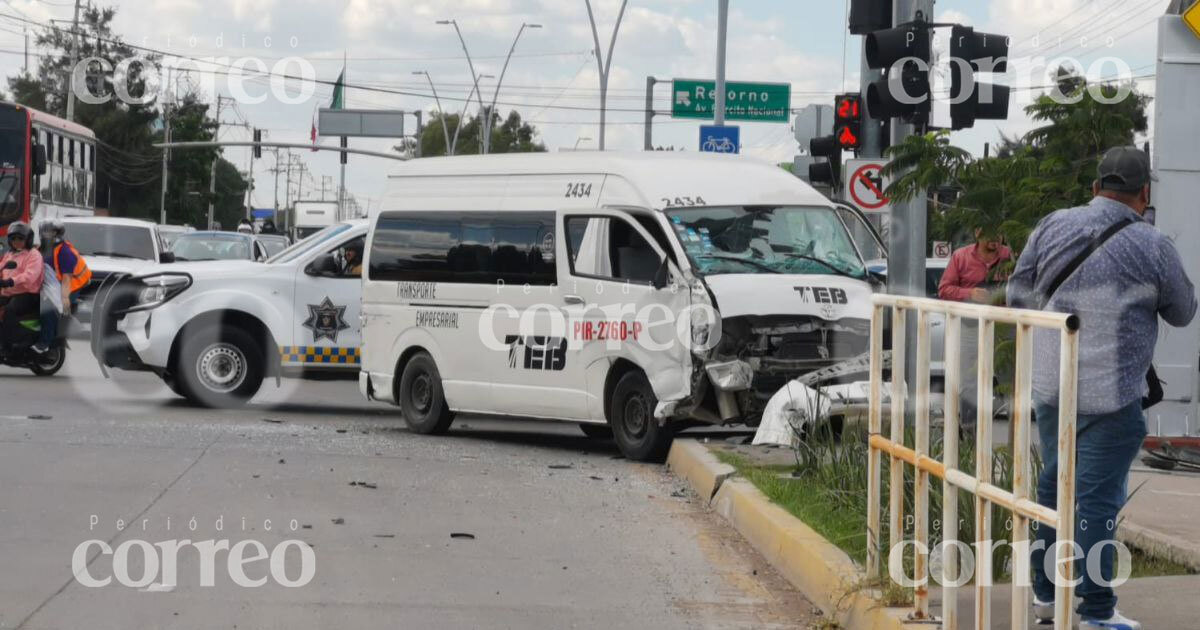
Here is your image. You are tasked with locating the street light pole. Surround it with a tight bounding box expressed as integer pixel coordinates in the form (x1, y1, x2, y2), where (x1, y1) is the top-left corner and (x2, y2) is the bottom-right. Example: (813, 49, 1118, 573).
(484, 23, 542, 154)
(714, 0, 729, 126)
(414, 70, 452, 155)
(574, 136, 592, 150)
(449, 74, 493, 156)
(584, 0, 629, 150)
(438, 19, 486, 153)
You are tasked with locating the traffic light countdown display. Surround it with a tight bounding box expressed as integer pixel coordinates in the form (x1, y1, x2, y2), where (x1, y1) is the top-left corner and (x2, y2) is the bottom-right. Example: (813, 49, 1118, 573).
(808, 93, 865, 187)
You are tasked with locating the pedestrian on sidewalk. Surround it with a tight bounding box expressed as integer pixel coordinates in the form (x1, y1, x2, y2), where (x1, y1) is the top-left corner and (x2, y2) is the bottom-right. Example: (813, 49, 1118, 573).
(1007, 147, 1197, 630)
(938, 227, 1011, 428)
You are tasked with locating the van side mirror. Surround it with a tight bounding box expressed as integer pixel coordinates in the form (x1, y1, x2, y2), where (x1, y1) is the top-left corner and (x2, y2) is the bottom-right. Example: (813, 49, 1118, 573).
(32, 144, 47, 176)
(305, 253, 339, 277)
(652, 258, 670, 290)
(159, 251, 176, 263)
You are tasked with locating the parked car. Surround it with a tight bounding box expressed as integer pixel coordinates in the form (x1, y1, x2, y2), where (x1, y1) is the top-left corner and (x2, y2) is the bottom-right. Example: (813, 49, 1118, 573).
(63, 217, 172, 331)
(170, 231, 270, 262)
(257, 233, 291, 258)
(157, 224, 194, 249)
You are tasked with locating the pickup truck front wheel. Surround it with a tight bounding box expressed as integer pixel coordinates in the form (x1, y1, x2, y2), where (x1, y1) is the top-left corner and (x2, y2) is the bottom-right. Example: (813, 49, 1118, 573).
(177, 326, 264, 408)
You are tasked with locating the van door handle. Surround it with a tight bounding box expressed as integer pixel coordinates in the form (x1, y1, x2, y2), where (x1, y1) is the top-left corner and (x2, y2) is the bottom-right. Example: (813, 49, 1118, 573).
(563, 295, 585, 305)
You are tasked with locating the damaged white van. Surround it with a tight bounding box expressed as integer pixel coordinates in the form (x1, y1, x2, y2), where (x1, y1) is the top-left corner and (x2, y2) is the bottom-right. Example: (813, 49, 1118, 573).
(360, 152, 880, 461)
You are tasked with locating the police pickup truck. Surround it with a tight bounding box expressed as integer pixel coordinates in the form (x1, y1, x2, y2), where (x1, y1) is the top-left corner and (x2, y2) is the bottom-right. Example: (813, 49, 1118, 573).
(92, 220, 367, 407)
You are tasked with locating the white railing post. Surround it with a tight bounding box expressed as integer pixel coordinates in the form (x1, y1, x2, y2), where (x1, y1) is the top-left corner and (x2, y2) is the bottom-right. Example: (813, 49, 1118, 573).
(1011, 324, 1034, 628)
(890, 308, 907, 564)
(867, 304, 885, 579)
(913, 310, 932, 618)
(1055, 327, 1080, 630)
(942, 314, 962, 630)
(975, 319, 995, 630)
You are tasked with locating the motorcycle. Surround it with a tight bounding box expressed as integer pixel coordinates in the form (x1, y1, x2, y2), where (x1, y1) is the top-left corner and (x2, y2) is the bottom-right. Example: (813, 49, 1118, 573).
(0, 308, 67, 376)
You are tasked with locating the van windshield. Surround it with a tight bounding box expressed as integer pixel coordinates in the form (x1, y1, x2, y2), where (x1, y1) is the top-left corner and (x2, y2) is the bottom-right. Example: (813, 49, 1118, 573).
(665, 206, 867, 279)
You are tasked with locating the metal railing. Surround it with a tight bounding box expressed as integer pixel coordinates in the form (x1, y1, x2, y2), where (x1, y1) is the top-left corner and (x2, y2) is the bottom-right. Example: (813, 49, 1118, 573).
(866, 294, 1081, 630)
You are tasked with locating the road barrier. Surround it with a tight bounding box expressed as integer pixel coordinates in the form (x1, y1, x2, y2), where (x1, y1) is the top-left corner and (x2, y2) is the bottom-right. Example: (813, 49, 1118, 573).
(866, 294, 1081, 630)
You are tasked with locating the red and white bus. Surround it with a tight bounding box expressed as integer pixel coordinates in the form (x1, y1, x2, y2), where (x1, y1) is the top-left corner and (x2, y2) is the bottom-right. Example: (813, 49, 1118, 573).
(0, 101, 96, 237)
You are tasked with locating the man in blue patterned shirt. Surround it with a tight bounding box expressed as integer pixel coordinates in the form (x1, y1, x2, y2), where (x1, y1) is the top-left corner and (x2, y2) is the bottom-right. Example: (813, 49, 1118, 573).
(1007, 147, 1196, 630)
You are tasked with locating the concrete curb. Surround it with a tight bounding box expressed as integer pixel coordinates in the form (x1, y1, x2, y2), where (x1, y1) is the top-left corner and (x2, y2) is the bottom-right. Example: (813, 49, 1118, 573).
(1119, 520, 1200, 571)
(666, 440, 920, 630)
(665, 439, 736, 502)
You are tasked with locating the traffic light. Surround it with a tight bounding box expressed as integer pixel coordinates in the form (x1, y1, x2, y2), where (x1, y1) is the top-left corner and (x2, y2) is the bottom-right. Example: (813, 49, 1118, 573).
(864, 22, 932, 122)
(834, 93, 863, 151)
(340, 136, 348, 165)
(849, 0, 892, 35)
(949, 25, 1011, 130)
(808, 134, 842, 188)
(253, 128, 262, 158)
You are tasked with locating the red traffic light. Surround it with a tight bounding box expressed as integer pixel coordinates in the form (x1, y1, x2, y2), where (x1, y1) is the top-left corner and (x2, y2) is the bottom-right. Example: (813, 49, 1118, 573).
(836, 124, 862, 150)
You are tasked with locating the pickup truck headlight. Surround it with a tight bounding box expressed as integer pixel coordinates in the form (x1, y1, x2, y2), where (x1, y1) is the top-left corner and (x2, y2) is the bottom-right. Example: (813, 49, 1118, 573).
(126, 273, 191, 312)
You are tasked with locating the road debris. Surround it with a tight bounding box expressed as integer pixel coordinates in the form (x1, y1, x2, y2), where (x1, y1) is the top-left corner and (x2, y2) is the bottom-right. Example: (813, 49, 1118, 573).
(349, 481, 378, 489)
(332, 517, 345, 525)
(450, 532, 475, 540)
(261, 418, 283, 424)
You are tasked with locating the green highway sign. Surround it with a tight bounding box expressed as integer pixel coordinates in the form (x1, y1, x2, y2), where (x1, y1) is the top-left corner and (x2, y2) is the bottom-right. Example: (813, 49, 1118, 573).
(671, 79, 791, 123)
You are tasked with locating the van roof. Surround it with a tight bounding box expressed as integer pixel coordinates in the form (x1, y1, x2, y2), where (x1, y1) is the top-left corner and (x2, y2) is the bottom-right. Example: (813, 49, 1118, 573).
(383, 151, 831, 211)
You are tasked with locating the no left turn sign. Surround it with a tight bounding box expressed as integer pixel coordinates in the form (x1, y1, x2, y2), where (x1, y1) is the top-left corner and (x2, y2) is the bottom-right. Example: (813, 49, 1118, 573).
(844, 160, 890, 211)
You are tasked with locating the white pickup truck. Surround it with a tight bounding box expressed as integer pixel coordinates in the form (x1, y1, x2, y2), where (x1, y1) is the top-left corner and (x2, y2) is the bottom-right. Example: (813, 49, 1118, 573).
(92, 220, 367, 407)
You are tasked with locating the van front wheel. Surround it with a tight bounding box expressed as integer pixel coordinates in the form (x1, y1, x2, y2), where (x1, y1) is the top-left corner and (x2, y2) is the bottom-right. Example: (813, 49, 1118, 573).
(610, 371, 672, 462)
(398, 352, 454, 434)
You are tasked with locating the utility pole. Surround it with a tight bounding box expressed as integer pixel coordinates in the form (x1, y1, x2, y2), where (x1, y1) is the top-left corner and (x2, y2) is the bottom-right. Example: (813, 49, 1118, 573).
(159, 69, 172, 224)
(643, 76, 657, 150)
(484, 22, 542, 154)
(584, 0, 629, 150)
(243, 128, 254, 221)
(272, 148, 281, 220)
(887, 0, 933, 301)
(207, 96, 228, 230)
(23, 26, 28, 75)
(65, 0, 82, 121)
(714, 0, 729, 126)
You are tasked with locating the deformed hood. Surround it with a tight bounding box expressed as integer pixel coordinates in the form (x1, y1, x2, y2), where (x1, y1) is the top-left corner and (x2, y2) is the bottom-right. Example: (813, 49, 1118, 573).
(702, 273, 873, 321)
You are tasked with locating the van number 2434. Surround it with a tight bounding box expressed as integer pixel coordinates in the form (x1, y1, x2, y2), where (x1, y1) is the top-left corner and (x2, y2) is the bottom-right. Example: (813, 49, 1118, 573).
(565, 182, 593, 198)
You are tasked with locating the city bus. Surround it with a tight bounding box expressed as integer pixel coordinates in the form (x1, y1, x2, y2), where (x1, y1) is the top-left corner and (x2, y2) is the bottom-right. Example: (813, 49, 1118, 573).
(0, 101, 96, 238)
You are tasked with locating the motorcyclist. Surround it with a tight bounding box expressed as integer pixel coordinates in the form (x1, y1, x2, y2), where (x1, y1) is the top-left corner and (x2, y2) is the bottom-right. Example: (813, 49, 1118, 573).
(259, 219, 279, 235)
(0, 222, 44, 356)
(36, 218, 91, 353)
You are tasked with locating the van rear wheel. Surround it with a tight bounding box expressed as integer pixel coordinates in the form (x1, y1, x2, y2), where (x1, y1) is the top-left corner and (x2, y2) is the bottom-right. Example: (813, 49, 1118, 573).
(398, 352, 454, 434)
(609, 371, 673, 462)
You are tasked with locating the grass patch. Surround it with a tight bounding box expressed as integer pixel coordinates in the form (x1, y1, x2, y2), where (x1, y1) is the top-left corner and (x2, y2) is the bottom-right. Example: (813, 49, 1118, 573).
(713, 430, 1194, 586)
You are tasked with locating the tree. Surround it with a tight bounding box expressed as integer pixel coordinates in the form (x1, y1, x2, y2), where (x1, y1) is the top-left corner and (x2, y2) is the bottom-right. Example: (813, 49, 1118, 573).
(7, 3, 247, 226)
(879, 71, 1151, 252)
(413, 109, 546, 157)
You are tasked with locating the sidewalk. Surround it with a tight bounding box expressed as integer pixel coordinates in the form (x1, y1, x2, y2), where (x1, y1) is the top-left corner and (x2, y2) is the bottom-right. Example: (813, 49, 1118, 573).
(935, 574, 1200, 629)
(1120, 466, 1200, 570)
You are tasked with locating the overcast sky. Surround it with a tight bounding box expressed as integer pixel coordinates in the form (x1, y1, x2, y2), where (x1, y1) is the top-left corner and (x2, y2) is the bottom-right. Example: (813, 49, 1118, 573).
(0, 0, 1167, 213)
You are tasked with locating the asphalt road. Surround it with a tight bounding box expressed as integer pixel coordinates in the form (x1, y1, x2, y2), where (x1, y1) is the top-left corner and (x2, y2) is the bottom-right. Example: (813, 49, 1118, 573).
(0, 353, 816, 630)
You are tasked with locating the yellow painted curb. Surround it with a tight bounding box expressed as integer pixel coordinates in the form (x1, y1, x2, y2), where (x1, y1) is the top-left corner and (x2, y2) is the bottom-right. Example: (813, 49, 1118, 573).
(667, 440, 920, 630)
(665, 439, 736, 502)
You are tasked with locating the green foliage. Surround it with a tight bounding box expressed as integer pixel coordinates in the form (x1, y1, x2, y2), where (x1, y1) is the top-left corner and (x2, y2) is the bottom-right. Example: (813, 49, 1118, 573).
(7, 3, 246, 226)
(881, 69, 1151, 253)
(416, 109, 546, 157)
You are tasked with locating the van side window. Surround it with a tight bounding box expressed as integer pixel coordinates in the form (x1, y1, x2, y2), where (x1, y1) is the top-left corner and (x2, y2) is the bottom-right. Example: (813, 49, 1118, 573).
(369, 211, 556, 285)
(565, 216, 661, 284)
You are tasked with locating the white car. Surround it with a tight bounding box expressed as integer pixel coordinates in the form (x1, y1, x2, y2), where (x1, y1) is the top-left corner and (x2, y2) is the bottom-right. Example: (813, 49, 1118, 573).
(91, 221, 368, 407)
(63, 217, 172, 331)
(868, 258, 948, 380)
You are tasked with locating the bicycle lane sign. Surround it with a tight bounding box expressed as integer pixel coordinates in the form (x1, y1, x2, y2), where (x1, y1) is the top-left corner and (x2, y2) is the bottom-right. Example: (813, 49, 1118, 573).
(699, 125, 740, 154)
(845, 160, 889, 211)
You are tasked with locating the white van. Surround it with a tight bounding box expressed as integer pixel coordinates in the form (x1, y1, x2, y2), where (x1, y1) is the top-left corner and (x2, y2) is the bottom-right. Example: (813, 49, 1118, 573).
(360, 152, 878, 460)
